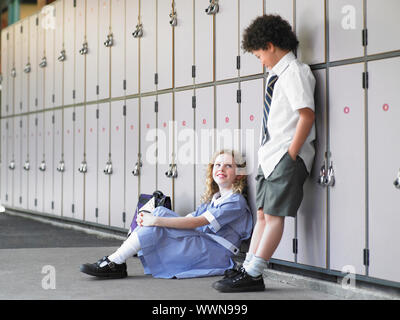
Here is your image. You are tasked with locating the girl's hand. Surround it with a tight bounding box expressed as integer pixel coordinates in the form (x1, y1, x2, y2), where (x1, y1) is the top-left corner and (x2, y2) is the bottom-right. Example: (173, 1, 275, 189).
(137, 211, 157, 227)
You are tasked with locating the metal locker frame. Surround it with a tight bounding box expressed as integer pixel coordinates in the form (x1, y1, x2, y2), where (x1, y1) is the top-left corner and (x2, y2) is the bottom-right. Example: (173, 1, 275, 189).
(215, 0, 239, 81)
(125, 98, 139, 230)
(174, 89, 196, 216)
(109, 100, 126, 228)
(84, 104, 98, 223)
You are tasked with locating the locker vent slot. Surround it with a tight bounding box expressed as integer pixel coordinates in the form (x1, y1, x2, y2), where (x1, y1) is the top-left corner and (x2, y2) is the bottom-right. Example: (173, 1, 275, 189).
(96, 85, 99, 95)
(236, 90, 241, 103)
(236, 56, 241, 70)
(293, 238, 298, 254)
(154, 73, 158, 85)
(72, 204, 75, 213)
(95, 208, 98, 218)
(192, 96, 196, 109)
(122, 212, 126, 223)
(51, 201, 54, 210)
(123, 105, 126, 116)
(192, 65, 196, 78)
(96, 109, 99, 119)
(363, 249, 370, 266)
(362, 72, 369, 89)
(123, 80, 126, 91)
(362, 29, 368, 47)
(154, 101, 159, 113)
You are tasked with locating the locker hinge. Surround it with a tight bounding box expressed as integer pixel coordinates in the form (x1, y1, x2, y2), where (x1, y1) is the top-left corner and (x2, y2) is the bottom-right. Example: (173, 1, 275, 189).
(51, 201, 54, 210)
(36, 17, 38, 26)
(34, 198, 37, 207)
(35, 118, 38, 126)
(236, 56, 241, 70)
(73, 112, 76, 121)
(192, 96, 196, 109)
(96, 109, 99, 119)
(6, 33, 9, 40)
(362, 72, 369, 89)
(236, 89, 241, 103)
(35, 98, 38, 107)
(19, 196, 22, 204)
(52, 115, 55, 124)
(6, 121, 8, 129)
(6, 105, 8, 113)
(293, 238, 298, 254)
(122, 212, 126, 223)
(5, 194, 8, 201)
(95, 208, 98, 218)
(72, 204, 75, 213)
(52, 94, 55, 103)
(20, 25, 23, 33)
(154, 101, 159, 113)
(20, 102, 22, 110)
(20, 120, 22, 128)
(123, 80, 126, 91)
(73, 0, 76, 7)
(123, 105, 126, 116)
(192, 65, 196, 78)
(363, 249, 370, 266)
(154, 73, 158, 85)
(96, 85, 99, 95)
(362, 29, 368, 47)
(73, 90, 76, 100)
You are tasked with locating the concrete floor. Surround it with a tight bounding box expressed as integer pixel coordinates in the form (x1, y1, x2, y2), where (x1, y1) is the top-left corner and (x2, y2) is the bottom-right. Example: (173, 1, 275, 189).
(0, 212, 348, 300)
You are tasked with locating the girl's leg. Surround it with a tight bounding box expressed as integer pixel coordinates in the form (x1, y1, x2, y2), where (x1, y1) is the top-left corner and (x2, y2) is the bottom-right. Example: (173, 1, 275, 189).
(108, 232, 142, 265)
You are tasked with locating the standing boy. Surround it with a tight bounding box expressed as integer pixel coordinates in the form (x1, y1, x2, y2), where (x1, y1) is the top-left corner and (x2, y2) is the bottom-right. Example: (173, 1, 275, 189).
(213, 14, 316, 292)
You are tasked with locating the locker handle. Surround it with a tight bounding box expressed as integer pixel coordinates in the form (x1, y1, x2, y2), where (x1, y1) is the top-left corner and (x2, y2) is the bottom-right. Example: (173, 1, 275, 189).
(169, 11, 177, 27)
(23, 160, 30, 171)
(132, 24, 143, 38)
(24, 63, 31, 74)
(11, 68, 16, 78)
(132, 161, 142, 176)
(104, 161, 113, 175)
(78, 161, 87, 173)
(317, 162, 327, 187)
(9, 160, 15, 170)
(104, 34, 114, 47)
(57, 160, 65, 172)
(394, 169, 400, 189)
(165, 164, 173, 178)
(39, 161, 46, 171)
(39, 57, 47, 68)
(58, 50, 66, 62)
(326, 162, 335, 187)
(171, 164, 178, 178)
(205, 0, 219, 15)
(79, 42, 89, 55)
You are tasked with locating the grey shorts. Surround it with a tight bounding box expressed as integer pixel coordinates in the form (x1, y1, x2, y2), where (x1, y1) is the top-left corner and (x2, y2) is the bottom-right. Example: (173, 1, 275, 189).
(256, 152, 308, 218)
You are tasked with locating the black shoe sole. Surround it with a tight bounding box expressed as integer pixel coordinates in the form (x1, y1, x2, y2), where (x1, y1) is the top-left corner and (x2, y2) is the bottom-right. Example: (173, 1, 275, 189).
(212, 280, 265, 293)
(80, 265, 128, 279)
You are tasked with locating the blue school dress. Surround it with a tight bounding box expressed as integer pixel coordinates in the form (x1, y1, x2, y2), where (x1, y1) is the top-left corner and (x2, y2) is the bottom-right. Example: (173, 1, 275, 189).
(135, 191, 253, 279)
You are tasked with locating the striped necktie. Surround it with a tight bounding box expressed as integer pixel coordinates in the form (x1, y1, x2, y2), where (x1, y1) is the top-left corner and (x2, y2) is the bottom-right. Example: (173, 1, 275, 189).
(261, 75, 278, 146)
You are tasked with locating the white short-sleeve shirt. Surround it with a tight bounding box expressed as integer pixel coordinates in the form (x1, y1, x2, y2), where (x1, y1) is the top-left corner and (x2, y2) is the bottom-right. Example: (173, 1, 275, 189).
(258, 51, 316, 179)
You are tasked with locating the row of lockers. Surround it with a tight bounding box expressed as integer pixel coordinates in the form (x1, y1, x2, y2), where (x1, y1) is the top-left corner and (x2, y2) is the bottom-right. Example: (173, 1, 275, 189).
(1, 54, 400, 285)
(2, 0, 400, 117)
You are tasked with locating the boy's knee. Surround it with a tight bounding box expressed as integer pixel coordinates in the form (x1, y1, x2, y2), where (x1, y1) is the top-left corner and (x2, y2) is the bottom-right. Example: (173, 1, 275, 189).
(256, 208, 266, 223)
(265, 213, 285, 225)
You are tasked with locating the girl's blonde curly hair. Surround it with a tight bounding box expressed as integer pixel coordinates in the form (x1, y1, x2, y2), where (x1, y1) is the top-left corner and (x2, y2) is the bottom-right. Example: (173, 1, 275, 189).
(200, 149, 248, 204)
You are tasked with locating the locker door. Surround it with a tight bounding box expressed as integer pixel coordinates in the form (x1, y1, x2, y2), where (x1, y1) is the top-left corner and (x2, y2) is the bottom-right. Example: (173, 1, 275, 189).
(37, 14, 45, 111)
(75, 0, 86, 104)
(216, 83, 240, 152)
(174, 0, 194, 88)
(367, 0, 400, 55)
(111, 0, 126, 99)
(329, 0, 363, 61)
(7, 27, 15, 116)
(125, 98, 139, 230)
(297, 69, 328, 269)
(44, 5, 55, 110)
(29, 15, 38, 112)
(74, 107, 85, 221)
(140, 0, 157, 93)
(21, 20, 30, 114)
(329, 63, 365, 274)
(64, 0, 75, 106)
(28, 115, 37, 211)
(63, 108, 74, 218)
(98, 103, 110, 226)
(194, 0, 213, 84)
(44, 112, 54, 213)
(13, 117, 22, 208)
(125, 0, 139, 96)
(240, 79, 264, 214)
(53, 109, 63, 216)
(265, 0, 293, 27)
(54, 0, 64, 108)
(157, 0, 173, 91)
(85, 105, 98, 223)
(140, 96, 157, 195)
(21, 116, 29, 209)
(36, 113, 44, 211)
(296, 0, 325, 65)
(110, 101, 126, 228)
(98, 0, 111, 100)
(1, 30, 8, 115)
(86, 0, 99, 103)
(14, 22, 23, 115)
(215, 0, 238, 81)
(5, 120, 14, 206)
(368, 57, 400, 283)
(239, 0, 263, 77)
(157, 93, 173, 200)
(174, 90, 195, 216)
(195, 86, 214, 207)
(1, 120, 8, 206)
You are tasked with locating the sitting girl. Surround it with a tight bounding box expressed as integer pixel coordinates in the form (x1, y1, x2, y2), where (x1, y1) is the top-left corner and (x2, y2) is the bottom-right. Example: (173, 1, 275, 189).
(80, 149, 253, 279)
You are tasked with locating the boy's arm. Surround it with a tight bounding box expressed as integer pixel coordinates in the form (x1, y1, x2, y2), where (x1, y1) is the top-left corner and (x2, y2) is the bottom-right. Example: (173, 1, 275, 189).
(288, 107, 315, 161)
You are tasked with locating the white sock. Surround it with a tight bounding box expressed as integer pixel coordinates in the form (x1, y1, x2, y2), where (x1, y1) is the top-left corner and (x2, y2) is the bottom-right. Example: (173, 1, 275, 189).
(243, 252, 254, 268)
(244, 256, 268, 278)
(107, 232, 141, 265)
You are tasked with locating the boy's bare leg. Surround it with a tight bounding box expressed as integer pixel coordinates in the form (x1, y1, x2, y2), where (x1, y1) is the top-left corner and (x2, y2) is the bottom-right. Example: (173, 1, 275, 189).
(248, 209, 267, 255)
(255, 212, 285, 261)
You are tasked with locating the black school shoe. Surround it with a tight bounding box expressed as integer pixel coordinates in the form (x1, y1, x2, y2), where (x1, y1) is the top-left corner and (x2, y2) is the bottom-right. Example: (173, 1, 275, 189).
(222, 265, 245, 279)
(213, 269, 265, 293)
(80, 256, 128, 279)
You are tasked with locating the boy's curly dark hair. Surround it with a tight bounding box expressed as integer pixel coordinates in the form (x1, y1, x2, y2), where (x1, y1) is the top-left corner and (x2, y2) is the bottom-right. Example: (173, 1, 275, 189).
(242, 14, 299, 52)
